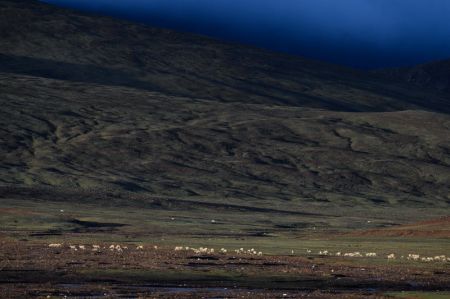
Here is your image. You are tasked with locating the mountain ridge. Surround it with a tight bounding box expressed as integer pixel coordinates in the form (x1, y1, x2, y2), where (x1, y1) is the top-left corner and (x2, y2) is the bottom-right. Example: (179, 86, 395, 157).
(0, 0, 449, 113)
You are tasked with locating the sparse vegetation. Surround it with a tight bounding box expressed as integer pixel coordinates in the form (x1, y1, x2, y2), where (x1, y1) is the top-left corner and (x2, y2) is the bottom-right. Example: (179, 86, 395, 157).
(0, 0, 449, 297)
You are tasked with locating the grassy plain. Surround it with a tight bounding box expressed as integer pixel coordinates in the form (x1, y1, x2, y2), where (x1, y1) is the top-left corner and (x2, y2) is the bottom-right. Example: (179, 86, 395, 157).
(1, 190, 449, 298)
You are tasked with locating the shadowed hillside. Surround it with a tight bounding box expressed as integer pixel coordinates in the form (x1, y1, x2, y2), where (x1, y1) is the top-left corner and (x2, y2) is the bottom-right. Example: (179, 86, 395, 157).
(0, 0, 449, 113)
(373, 59, 450, 96)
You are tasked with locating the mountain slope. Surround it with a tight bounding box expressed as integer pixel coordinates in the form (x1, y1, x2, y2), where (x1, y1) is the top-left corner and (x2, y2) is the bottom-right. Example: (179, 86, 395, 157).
(373, 59, 450, 96)
(0, 0, 449, 113)
(0, 0, 450, 212)
(1, 72, 450, 207)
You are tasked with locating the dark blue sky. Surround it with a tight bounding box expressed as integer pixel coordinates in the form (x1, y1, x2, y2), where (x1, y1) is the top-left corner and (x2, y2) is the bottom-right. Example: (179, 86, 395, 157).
(42, 0, 450, 69)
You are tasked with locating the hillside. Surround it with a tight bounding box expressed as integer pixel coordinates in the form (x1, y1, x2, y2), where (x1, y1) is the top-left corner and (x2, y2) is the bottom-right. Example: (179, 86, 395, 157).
(0, 0, 449, 113)
(1, 72, 450, 209)
(373, 59, 450, 96)
(0, 0, 450, 221)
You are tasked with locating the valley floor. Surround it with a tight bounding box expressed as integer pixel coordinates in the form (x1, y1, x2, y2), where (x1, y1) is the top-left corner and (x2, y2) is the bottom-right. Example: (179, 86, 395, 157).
(0, 239, 449, 298)
(1, 192, 449, 298)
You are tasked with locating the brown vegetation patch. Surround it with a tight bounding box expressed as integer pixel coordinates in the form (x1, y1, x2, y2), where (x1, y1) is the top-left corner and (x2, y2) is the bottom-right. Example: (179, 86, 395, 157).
(347, 216, 450, 238)
(0, 207, 40, 216)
